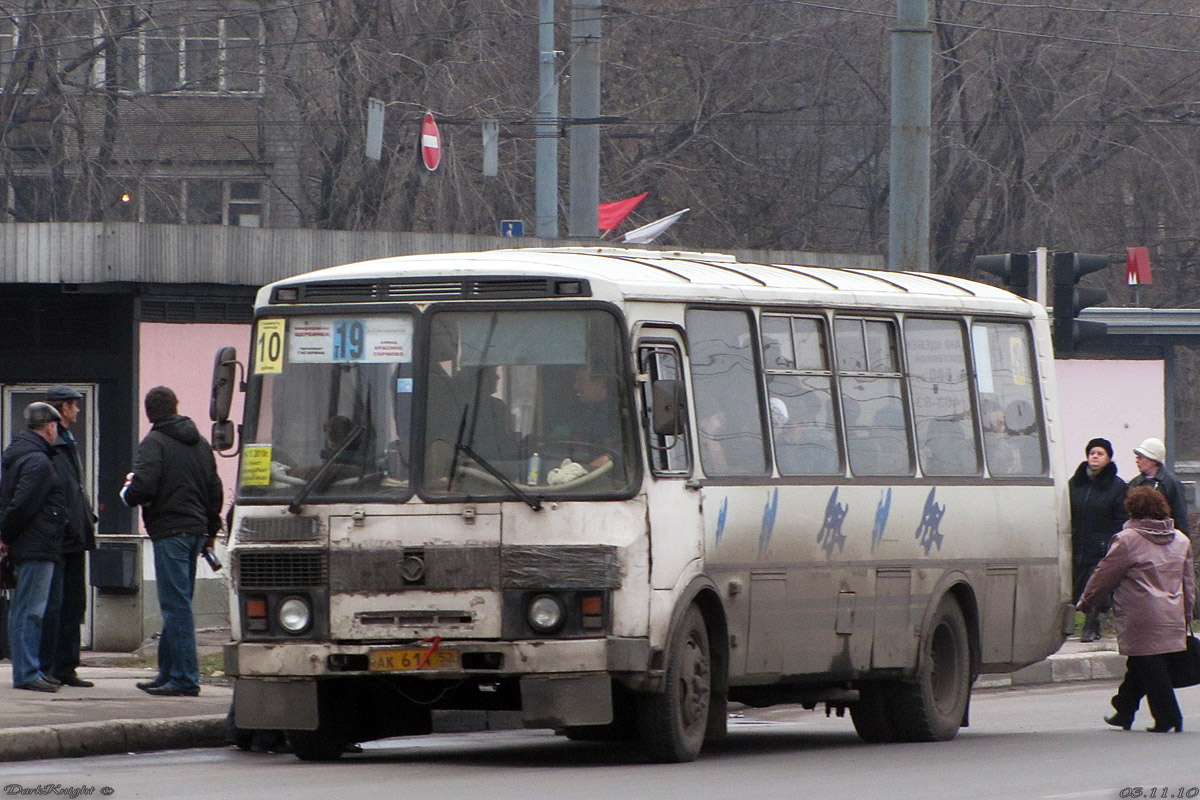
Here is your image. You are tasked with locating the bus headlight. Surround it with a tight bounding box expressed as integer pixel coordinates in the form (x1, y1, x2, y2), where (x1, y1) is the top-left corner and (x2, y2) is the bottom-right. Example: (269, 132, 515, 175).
(278, 596, 312, 634)
(527, 594, 566, 634)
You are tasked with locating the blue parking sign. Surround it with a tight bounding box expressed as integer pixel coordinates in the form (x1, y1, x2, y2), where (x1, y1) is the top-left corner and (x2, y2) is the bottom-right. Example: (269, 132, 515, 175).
(500, 220, 525, 237)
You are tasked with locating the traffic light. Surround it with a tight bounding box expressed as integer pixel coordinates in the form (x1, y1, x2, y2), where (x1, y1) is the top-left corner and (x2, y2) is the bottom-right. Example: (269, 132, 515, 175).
(1051, 252, 1109, 356)
(974, 253, 1032, 299)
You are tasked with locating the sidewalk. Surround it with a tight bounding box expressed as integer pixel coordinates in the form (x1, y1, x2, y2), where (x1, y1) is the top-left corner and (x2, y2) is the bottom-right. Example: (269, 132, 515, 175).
(0, 628, 232, 762)
(0, 635, 1124, 763)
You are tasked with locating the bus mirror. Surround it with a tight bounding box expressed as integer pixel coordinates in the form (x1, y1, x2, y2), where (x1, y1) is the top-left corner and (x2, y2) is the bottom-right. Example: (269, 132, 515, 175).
(211, 420, 236, 452)
(651, 380, 687, 436)
(210, 346, 239, 423)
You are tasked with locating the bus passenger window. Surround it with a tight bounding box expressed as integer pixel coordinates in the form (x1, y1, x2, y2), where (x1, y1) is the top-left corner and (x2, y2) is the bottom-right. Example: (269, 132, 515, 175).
(836, 317, 913, 477)
(686, 309, 768, 477)
(971, 321, 1046, 477)
(761, 314, 841, 477)
(905, 318, 979, 477)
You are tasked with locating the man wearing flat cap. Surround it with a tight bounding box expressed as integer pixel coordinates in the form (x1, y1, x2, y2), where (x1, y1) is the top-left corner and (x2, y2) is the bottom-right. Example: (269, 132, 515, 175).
(40, 385, 97, 688)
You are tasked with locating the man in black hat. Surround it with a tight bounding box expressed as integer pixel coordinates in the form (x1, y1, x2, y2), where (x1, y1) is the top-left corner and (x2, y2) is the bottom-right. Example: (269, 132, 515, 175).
(40, 385, 97, 688)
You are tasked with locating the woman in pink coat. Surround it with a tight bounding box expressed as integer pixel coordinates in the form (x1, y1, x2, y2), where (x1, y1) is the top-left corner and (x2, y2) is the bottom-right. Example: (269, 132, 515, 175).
(1079, 486, 1195, 732)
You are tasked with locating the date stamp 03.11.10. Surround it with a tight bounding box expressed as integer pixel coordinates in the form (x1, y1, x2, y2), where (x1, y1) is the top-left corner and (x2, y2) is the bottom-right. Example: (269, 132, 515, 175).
(1120, 790, 1200, 799)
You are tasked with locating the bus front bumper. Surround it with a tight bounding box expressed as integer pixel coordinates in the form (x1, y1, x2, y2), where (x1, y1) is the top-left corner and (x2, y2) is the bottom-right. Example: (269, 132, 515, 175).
(227, 638, 653, 731)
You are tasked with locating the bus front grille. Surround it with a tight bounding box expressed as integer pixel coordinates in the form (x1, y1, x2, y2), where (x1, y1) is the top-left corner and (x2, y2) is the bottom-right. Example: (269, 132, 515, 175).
(236, 550, 328, 588)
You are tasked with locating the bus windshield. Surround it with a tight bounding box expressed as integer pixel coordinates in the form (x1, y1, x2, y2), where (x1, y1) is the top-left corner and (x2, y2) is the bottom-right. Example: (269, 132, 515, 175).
(239, 313, 417, 502)
(238, 307, 637, 503)
(421, 308, 637, 499)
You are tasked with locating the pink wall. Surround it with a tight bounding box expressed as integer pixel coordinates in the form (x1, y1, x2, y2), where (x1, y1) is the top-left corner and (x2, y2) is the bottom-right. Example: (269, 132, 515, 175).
(138, 322, 251, 518)
(1055, 359, 1164, 482)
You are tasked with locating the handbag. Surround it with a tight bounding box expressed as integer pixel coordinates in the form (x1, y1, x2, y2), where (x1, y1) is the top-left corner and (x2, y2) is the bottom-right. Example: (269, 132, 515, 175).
(1167, 633, 1200, 689)
(0, 553, 15, 592)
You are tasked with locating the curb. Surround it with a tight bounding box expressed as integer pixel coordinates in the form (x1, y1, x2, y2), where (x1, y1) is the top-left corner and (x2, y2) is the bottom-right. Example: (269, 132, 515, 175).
(0, 715, 226, 763)
(978, 650, 1126, 689)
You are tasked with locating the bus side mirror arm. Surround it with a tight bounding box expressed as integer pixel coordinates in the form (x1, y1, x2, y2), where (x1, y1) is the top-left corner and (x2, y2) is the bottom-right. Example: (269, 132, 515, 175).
(651, 379, 687, 436)
(210, 346, 245, 454)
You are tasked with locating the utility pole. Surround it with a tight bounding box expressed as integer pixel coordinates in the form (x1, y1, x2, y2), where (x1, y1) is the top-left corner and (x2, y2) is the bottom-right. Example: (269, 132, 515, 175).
(888, 0, 932, 271)
(535, 0, 559, 239)
(567, 0, 601, 239)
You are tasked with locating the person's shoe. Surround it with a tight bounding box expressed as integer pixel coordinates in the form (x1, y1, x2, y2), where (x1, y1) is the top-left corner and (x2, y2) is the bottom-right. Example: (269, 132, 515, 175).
(143, 683, 200, 697)
(1104, 713, 1134, 730)
(1147, 721, 1183, 733)
(1080, 631, 1101, 643)
(136, 678, 167, 691)
(58, 674, 95, 688)
(16, 678, 61, 693)
(41, 675, 63, 687)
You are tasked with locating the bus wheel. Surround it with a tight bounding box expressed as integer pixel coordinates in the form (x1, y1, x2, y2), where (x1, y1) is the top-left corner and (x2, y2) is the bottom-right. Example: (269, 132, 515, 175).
(849, 683, 897, 743)
(890, 595, 972, 742)
(637, 605, 711, 763)
(287, 729, 348, 762)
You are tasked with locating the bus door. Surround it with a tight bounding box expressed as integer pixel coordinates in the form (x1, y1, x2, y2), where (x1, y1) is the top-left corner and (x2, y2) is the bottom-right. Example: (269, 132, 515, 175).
(636, 330, 701, 590)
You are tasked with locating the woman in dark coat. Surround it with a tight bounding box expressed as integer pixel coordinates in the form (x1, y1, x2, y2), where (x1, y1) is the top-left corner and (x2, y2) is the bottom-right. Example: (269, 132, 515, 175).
(1079, 486, 1194, 732)
(1069, 437, 1128, 641)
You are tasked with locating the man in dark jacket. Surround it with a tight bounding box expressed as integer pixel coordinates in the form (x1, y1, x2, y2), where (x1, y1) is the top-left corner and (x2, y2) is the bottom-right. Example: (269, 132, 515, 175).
(1068, 437, 1128, 642)
(1129, 437, 1190, 538)
(0, 402, 69, 692)
(40, 385, 98, 688)
(121, 386, 223, 697)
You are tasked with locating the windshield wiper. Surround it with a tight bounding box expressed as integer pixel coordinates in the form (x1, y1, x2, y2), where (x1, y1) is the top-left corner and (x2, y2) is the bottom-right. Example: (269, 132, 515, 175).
(457, 442, 542, 512)
(287, 423, 364, 515)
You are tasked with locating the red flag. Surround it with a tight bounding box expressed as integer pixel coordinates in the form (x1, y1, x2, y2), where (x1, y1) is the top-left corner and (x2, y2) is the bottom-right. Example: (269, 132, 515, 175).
(598, 192, 648, 232)
(1126, 246, 1152, 285)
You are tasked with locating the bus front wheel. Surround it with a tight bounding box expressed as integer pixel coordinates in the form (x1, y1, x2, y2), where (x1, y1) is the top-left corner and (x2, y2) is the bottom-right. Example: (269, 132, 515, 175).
(890, 595, 972, 742)
(637, 605, 711, 763)
(287, 729, 348, 761)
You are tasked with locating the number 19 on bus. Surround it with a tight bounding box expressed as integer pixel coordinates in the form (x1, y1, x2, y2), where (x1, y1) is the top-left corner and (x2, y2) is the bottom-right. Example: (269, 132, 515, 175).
(333, 319, 365, 360)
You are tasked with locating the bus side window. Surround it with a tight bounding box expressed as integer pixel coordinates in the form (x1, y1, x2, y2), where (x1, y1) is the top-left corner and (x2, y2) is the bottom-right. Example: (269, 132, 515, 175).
(971, 321, 1046, 477)
(686, 309, 769, 477)
(762, 314, 842, 476)
(905, 318, 979, 477)
(836, 317, 913, 477)
(638, 344, 691, 475)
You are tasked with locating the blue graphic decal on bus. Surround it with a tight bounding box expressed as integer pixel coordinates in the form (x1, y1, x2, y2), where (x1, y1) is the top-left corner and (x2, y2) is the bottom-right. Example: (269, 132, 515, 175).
(915, 487, 946, 554)
(714, 496, 729, 545)
(871, 488, 892, 550)
(758, 488, 779, 556)
(817, 487, 849, 556)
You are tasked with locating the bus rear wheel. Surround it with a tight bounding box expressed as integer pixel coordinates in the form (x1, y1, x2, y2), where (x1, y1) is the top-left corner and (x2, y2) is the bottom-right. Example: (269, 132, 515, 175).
(889, 595, 972, 742)
(637, 605, 711, 763)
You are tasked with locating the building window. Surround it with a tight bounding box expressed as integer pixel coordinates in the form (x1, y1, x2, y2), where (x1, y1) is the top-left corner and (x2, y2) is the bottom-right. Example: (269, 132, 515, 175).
(111, 14, 263, 94)
(0, 24, 14, 88)
(82, 177, 266, 226)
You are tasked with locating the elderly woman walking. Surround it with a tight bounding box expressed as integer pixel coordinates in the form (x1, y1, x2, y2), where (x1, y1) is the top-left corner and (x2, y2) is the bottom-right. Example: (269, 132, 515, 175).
(1079, 486, 1195, 732)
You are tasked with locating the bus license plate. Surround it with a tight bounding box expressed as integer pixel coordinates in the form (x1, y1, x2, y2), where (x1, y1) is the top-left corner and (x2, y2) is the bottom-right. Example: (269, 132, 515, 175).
(368, 648, 459, 671)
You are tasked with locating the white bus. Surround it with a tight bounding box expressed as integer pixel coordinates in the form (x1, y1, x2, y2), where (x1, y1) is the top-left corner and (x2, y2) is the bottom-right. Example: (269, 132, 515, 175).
(212, 247, 1072, 762)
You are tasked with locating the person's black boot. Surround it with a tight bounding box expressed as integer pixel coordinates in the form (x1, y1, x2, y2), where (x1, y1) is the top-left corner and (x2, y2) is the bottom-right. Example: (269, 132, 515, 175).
(1104, 713, 1134, 730)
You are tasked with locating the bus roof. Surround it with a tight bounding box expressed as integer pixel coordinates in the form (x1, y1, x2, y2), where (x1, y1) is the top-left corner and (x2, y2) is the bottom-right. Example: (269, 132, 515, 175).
(260, 247, 1040, 317)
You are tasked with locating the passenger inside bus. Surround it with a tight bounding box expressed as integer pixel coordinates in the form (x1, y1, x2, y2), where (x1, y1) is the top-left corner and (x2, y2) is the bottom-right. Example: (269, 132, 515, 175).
(771, 393, 840, 476)
(453, 366, 522, 463)
(981, 399, 1022, 475)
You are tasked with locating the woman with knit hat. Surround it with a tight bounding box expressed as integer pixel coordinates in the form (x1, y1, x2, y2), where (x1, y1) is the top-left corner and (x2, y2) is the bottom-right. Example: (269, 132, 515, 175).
(1069, 437, 1128, 642)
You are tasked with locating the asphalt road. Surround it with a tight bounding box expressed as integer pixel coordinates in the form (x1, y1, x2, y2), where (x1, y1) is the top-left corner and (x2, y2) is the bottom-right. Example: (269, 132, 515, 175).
(3, 681, 1199, 800)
